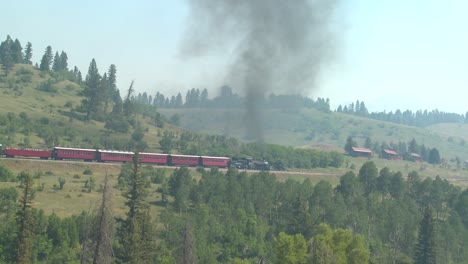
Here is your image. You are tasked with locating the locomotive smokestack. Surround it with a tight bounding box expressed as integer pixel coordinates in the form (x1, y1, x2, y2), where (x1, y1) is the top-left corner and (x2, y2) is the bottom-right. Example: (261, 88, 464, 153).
(181, 0, 342, 142)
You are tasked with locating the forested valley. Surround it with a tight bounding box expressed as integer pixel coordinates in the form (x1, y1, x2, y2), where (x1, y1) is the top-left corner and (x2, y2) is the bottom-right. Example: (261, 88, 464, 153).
(1, 159, 468, 263)
(1, 35, 468, 263)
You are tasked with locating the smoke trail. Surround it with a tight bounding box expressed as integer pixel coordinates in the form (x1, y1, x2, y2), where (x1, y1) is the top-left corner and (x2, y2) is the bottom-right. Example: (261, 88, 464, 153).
(181, 0, 341, 141)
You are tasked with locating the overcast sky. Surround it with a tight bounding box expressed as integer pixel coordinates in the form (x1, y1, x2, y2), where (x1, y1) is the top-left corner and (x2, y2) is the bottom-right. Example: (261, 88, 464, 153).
(2, 0, 467, 114)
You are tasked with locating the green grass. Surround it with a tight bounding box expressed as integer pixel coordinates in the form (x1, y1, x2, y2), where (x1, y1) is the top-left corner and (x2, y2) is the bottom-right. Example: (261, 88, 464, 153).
(0, 159, 169, 218)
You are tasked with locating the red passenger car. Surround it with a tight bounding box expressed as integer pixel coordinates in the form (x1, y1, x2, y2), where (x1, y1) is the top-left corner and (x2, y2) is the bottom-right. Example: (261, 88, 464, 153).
(97, 150, 134, 163)
(5, 147, 51, 159)
(53, 147, 96, 161)
(170, 154, 200, 166)
(201, 156, 230, 168)
(140, 152, 169, 164)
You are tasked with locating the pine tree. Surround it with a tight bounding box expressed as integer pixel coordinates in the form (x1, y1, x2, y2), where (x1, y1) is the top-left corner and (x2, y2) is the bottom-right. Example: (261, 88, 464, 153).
(106, 64, 118, 110)
(52, 51, 61, 71)
(39, 46, 53, 71)
(60, 51, 68, 71)
(24, 42, 33, 64)
(11, 38, 23, 63)
(200, 88, 208, 106)
(414, 206, 437, 264)
(92, 174, 114, 264)
(82, 59, 102, 120)
(0, 35, 14, 75)
(344, 136, 357, 154)
(123, 81, 135, 118)
(428, 148, 441, 164)
(15, 171, 35, 264)
(116, 152, 154, 263)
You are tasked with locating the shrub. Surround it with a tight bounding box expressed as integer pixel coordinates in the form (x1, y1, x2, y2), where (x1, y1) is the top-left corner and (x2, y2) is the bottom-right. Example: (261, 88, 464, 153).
(73, 174, 81, 179)
(83, 168, 93, 175)
(39, 117, 49, 125)
(0, 164, 16, 182)
(36, 79, 57, 93)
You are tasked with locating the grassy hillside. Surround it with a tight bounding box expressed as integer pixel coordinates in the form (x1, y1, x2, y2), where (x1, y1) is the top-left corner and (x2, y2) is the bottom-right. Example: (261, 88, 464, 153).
(159, 107, 468, 161)
(0, 64, 175, 151)
(1, 64, 468, 189)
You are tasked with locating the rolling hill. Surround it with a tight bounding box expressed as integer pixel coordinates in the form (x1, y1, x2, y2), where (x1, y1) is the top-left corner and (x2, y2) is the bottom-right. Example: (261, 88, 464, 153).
(1, 63, 468, 186)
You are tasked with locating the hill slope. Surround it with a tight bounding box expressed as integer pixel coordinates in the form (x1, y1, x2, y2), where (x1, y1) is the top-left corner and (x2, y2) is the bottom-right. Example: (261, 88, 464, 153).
(159, 107, 468, 161)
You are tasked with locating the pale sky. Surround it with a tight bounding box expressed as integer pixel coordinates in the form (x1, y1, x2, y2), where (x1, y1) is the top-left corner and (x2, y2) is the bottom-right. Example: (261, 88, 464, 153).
(2, 0, 467, 114)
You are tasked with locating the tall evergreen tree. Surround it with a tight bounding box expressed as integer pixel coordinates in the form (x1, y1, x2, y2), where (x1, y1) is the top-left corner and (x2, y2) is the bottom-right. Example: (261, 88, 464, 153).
(15, 171, 35, 264)
(52, 51, 61, 71)
(175, 92, 183, 107)
(60, 51, 68, 71)
(116, 152, 154, 263)
(428, 148, 441, 164)
(123, 81, 135, 118)
(23, 42, 33, 64)
(0, 35, 14, 75)
(92, 174, 114, 264)
(82, 58, 102, 120)
(414, 207, 437, 264)
(39, 46, 53, 71)
(11, 38, 23, 63)
(344, 136, 357, 154)
(200, 88, 208, 106)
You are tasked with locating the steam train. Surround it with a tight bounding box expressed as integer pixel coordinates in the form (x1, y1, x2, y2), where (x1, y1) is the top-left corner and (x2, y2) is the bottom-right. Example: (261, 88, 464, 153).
(0, 145, 270, 170)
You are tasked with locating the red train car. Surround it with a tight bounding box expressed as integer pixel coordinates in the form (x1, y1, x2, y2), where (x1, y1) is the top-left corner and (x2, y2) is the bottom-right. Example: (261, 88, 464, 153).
(53, 147, 96, 161)
(5, 147, 51, 159)
(201, 156, 230, 168)
(170, 154, 200, 166)
(140, 152, 169, 165)
(97, 150, 134, 163)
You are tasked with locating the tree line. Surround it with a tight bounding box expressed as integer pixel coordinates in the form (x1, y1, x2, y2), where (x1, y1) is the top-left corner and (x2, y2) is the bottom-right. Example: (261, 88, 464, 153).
(1, 158, 467, 263)
(336, 100, 467, 127)
(138, 86, 331, 112)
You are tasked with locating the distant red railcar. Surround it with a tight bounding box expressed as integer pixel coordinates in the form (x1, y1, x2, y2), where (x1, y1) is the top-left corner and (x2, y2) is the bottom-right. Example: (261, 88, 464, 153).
(140, 152, 169, 164)
(170, 154, 200, 166)
(201, 156, 230, 168)
(5, 147, 51, 159)
(53, 147, 96, 161)
(97, 150, 134, 163)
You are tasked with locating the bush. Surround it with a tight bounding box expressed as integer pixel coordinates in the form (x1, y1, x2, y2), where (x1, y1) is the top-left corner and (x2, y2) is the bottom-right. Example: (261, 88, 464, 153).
(150, 168, 166, 184)
(0, 164, 16, 182)
(39, 117, 49, 125)
(73, 174, 81, 179)
(15, 67, 33, 76)
(36, 79, 57, 93)
(83, 168, 93, 175)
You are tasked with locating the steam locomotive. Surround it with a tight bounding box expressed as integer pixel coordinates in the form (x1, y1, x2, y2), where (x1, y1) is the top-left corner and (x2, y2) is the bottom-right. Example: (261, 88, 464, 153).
(0, 145, 270, 170)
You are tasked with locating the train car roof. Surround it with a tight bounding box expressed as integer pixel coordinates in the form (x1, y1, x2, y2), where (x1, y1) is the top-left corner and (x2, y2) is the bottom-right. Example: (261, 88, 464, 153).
(201, 156, 230, 160)
(98, 149, 134, 154)
(6, 147, 50, 151)
(54, 147, 96, 151)
(139, 152, 169, 156)
(170, 154, 200, 158)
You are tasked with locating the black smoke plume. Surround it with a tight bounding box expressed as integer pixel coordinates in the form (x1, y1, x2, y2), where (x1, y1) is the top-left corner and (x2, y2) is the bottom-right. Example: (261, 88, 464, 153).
(181, 0, 341, 142)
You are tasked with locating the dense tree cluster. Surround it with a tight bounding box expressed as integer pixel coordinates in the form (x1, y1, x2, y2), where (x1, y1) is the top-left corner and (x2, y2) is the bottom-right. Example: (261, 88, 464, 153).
(1, 159, 468, 263)
(337, 100, 466, 127)
(145, 86, 331, 112)
(157, 163, 467, 263)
